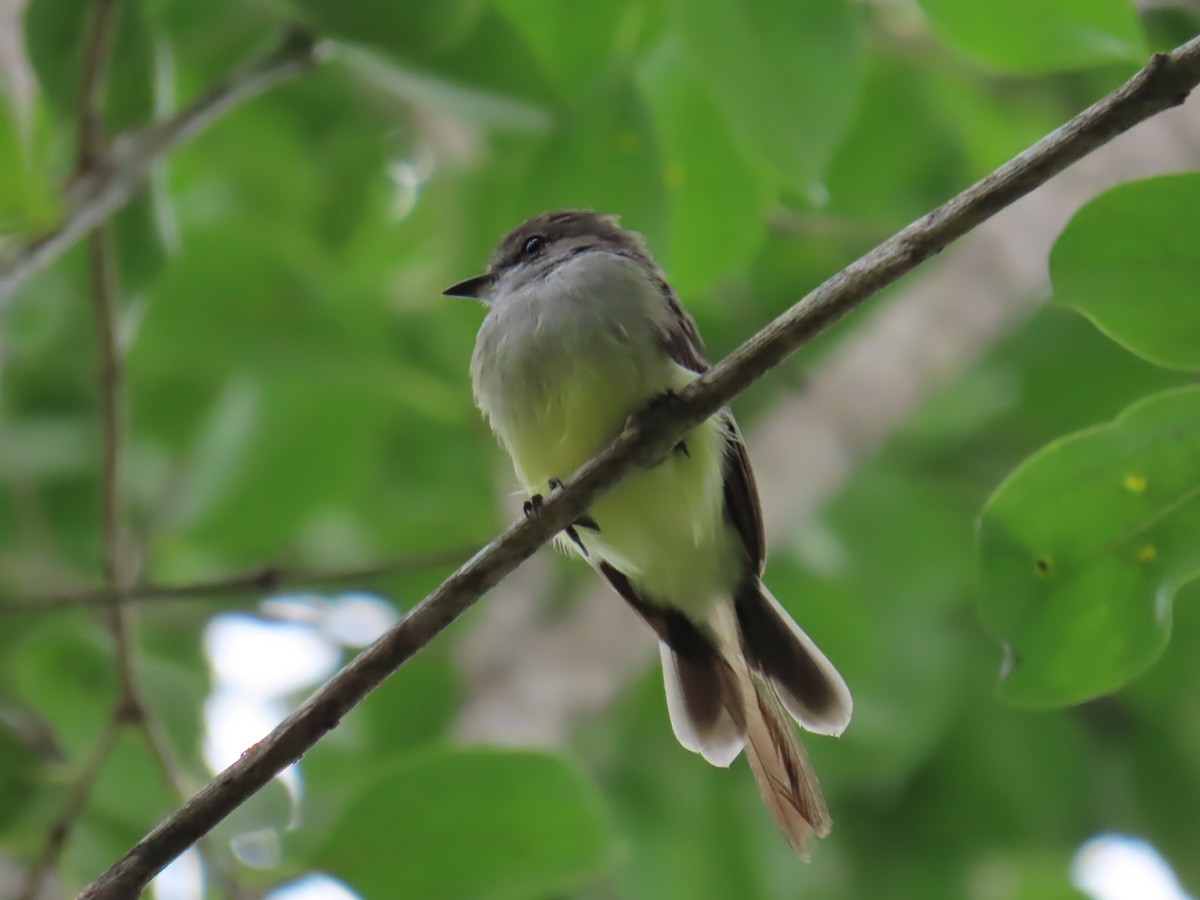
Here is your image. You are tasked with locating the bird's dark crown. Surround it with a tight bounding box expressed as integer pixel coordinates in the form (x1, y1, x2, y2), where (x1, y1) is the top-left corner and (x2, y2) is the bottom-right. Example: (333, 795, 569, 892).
(488, 209, 653, 274)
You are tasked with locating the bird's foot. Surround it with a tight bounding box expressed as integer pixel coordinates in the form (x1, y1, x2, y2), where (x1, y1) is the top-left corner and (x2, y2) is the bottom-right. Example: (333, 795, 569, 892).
(522, 493, 544, 518)
(541, 477, 597, 555)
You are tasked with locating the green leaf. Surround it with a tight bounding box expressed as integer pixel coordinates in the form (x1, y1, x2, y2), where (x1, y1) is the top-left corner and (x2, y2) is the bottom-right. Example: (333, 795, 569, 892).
(0, 98, 58, 235)
(113, 179, 175, 296)
(916, 0, 1145, 74)
(316, 748, 615, 900)
(1050, 173, 1200, 371)
(637, 38, 770, 296)
(24, 0, 173, 290)
(670, 0, 864, 191)
(128, 223, 395, 558)
(10, 618, 115, 757)
(177, 376, 383, 558)
(21, 0, 82, 116)
(285, 0, 484, 60)
(55, 732, 178, 895)
(505, 79, 665, 243)
(25, 0, 156, 130)
(290, 649, 460, 861)
(825, 53, 964, 227)
(490, 0, 634, 92)
(978, 386, 1200, 708)
(0, 720, 41, 834)
(334, 44, 551, 133)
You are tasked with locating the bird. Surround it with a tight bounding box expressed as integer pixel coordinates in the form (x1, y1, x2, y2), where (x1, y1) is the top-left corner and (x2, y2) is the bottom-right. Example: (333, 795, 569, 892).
(445, 209, 852, 855)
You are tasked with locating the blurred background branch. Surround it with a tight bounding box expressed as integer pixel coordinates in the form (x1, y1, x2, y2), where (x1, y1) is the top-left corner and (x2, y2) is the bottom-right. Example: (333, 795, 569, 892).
(0, 544, 474, 613)
(0, 27, 320, 304)
(18, 0, 131, 892)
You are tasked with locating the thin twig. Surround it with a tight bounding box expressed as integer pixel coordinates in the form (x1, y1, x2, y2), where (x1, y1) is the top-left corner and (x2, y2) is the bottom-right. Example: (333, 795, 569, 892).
(74, 0, 143, 737)
(89, 216, 211, 892)
(76, 6, 249, 896)
(76, 0, 118, 171)
(7, 20, 322, 900)
(78, 37, 1200, 900)
(17, 4, 133, 896)
(0, 545, 477, 613)
(0, 27, 321, 304)
(86, 223, 143, 717)
(18, 711, 123, 900)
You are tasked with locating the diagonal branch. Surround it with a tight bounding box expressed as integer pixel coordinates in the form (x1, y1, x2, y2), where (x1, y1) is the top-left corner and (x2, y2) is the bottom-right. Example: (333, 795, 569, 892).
(0, 27, 321, 305)
(79, 37, 1200, 900)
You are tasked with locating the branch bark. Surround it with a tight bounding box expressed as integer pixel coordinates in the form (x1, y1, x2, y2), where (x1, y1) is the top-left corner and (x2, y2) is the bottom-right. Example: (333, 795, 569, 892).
(0, 27, 321, 305)
(79, 37, 1200, 900)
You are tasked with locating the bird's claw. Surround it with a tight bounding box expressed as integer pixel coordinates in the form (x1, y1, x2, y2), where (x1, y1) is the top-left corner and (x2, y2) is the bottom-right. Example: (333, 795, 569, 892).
(535, 477, 597, 555)
(523, 493, 545, 518)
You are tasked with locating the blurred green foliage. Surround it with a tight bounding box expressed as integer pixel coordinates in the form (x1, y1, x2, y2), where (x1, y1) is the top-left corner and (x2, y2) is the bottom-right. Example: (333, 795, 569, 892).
(1, 0, 1198, 898)
(316, 749, 614, 900)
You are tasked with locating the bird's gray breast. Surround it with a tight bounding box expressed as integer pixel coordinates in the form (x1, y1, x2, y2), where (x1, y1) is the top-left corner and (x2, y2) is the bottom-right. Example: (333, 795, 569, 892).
(470, 252, 670, 426)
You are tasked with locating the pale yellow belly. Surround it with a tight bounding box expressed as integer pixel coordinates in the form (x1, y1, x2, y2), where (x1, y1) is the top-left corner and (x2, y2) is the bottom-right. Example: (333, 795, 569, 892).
(501, 360, 738, 613)
(583, 420, 741, 610)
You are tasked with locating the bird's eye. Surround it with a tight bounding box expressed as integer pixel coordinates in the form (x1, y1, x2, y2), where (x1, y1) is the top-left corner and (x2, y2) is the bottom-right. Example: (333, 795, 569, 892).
(522, 235, 546, 256)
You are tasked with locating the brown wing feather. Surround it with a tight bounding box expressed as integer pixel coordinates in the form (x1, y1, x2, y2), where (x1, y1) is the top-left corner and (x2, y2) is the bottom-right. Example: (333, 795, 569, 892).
(653, 277, 766, 574)
(598, 561, 739, 754)
(719, 417, 766, 575)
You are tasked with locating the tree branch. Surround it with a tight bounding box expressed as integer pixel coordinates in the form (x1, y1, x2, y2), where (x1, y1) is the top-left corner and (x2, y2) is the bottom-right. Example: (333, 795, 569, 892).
(0, 27, 321, 305)
(79, 37, 1200, 900)
(0, 545, 476, 613)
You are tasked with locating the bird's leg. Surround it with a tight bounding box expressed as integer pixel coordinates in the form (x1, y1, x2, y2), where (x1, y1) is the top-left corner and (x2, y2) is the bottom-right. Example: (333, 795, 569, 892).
(547, 477, 599, 532)
(525, 490, 586, 555)
(542, 477, 596, 555)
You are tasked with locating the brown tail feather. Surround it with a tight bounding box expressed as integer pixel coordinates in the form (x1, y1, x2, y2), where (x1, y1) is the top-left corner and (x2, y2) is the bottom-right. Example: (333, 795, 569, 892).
(713, 606, 832, 857)
(597, 560, 835, 855)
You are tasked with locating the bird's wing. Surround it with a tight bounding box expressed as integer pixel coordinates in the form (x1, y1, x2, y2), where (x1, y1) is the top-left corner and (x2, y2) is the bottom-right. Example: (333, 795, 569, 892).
(654, 279, 766, 575)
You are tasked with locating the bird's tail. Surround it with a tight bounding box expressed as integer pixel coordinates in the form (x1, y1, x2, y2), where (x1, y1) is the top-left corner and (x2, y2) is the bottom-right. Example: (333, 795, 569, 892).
(719, 628, 831, 856)
(659, 581, 852, 857)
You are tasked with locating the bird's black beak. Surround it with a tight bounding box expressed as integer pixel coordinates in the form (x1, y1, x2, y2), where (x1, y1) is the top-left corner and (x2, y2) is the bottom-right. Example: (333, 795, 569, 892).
(442, 273, 494, 300)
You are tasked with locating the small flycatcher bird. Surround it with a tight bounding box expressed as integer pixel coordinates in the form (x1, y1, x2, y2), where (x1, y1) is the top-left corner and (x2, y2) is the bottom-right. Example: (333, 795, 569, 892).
(446, 210, 852, 854)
